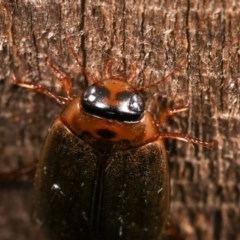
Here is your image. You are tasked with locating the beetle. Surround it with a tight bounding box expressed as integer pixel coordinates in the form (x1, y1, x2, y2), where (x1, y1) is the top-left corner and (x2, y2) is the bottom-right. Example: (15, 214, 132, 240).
(7, 36, 216, 240)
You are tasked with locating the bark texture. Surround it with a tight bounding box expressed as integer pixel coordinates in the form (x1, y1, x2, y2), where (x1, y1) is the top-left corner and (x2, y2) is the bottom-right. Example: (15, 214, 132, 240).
(0, 1, 239, 240)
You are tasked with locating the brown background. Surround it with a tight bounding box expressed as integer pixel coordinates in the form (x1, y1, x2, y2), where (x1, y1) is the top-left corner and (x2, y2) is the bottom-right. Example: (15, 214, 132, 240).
(0, 0, 239, 240)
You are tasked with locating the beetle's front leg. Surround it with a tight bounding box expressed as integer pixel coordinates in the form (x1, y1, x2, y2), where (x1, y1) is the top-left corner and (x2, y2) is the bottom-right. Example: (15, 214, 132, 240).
(12, 74, 68, 105)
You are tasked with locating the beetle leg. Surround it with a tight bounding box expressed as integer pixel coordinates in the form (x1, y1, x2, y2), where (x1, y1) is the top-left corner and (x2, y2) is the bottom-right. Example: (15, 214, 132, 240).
(12, 74, 67, 105)
(136, 60, 186, 91)
(158, 132, 217, 148)
(0, 163, 36, 182)
(158, 100, 190, 126)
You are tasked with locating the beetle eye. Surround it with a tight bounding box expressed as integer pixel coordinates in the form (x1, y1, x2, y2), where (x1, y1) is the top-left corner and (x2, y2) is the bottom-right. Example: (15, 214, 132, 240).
(129, 93, 144, 113)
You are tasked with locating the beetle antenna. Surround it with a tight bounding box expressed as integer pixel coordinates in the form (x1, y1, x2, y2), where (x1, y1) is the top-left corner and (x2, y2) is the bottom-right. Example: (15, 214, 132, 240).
(127, 63, 137, 83)
(105, 59, 114, 79)
(45, 58, 72, 99)
(135, 60, 186, 91)
(65, 31, 99, 84)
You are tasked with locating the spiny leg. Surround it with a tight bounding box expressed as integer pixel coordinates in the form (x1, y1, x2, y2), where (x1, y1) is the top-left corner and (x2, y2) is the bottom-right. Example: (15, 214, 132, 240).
(6, 61, 73, 182)
(157, 99, 217, 147)
(12, 74, 67, 105)
(136, 60, 186, 91)
(158, 132, 217, 148)
(6, 69, 70, 180)
(158, 100, 190, 126)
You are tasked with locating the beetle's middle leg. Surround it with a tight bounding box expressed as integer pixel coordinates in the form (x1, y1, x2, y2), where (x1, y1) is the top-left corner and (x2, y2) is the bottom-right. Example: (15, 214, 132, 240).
(12, 74, 67, 105)
(158, 100, 190, 127)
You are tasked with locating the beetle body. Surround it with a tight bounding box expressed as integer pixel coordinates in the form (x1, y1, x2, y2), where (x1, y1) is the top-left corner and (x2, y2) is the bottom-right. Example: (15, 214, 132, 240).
(34, 78, 169, 240)
(9, 44, 215, 239)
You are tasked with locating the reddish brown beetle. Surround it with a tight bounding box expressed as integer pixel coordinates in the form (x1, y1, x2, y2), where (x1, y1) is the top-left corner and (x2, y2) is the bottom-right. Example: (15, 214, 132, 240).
(5, 36, 216, 240)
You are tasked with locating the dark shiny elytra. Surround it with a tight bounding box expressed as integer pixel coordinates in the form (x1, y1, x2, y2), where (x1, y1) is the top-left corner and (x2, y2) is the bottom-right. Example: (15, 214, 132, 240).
(81, 84, 144, 121)
(34, 119, 169, 240)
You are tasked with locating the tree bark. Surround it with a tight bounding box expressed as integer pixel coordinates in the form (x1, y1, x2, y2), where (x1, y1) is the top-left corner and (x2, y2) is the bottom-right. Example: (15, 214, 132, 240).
(0, 1, 239, 240)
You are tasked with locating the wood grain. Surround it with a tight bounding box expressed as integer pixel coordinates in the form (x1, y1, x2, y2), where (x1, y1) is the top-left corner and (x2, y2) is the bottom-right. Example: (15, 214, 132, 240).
(0, 1, 239, 239)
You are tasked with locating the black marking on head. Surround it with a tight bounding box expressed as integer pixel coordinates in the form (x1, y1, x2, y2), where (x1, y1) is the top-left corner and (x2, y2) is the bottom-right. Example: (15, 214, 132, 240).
(97, 129, 116, 139)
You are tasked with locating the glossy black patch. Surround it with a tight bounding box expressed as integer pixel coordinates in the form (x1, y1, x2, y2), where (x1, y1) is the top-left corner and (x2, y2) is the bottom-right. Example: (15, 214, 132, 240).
(97, 129, 116, 139)
(116, 91, 144, 112)
(82, 83, 145, 122)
